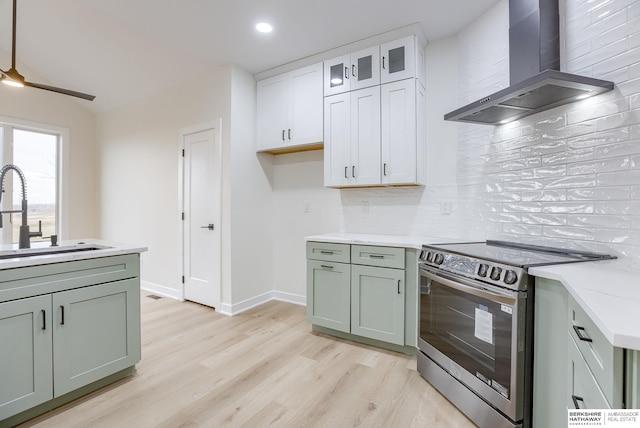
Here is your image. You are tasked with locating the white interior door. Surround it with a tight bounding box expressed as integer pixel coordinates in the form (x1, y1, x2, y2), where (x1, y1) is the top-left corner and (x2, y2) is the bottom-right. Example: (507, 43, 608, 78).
(182, 127, 221, 309)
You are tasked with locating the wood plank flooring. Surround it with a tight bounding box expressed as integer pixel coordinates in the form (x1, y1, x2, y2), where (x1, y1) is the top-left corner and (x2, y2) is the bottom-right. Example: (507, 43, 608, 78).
(17, 294, 475, 427)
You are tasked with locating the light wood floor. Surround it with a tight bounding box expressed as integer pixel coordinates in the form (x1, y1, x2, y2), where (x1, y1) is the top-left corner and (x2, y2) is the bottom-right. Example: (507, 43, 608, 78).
(18, 293, 475, 428)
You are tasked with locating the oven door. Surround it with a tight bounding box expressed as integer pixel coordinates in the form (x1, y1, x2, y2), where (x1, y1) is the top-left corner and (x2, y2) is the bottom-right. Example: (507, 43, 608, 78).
(418, 265, 528, 422)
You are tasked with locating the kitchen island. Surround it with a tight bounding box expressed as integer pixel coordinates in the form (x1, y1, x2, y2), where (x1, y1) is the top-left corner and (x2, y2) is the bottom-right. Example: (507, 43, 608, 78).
(0, 240, 146, 427)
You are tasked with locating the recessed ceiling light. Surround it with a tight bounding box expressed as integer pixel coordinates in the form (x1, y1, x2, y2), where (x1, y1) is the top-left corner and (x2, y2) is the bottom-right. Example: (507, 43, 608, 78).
(256, 22, 273, 33)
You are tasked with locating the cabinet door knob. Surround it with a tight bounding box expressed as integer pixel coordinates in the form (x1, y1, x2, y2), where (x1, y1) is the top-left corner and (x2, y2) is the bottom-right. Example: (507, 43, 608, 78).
(571, 395, 585, 409)
(573, 325, 593, 342)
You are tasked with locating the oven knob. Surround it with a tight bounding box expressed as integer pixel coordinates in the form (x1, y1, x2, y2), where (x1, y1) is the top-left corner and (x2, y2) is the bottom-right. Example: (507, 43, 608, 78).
(504, 270, 518, 285)
(490, 266, 502, 281)
(434, 253, 444, 265)
(426, 252, 434, 262)
(419, 250, 427, 261)
(477, 263, 489, 277)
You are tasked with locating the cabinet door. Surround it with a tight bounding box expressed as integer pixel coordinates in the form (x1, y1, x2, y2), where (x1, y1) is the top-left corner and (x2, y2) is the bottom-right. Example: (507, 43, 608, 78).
(289, 63, 324, 147)
(257, 73, 289, 150)
(0, 295, 53, 420)
(568, 334, 611, 410)
(351, 265, 404, 345)
(324, 93, 351, 187)
(324, 54, 351, 96)
(351, 46, 380, 91)
(381, 79, 417, 185)
(350, 86, 381, 186)
(380, 36, 417, 84)
(307, 260, 351, 333)
(52, 279, 141, 397)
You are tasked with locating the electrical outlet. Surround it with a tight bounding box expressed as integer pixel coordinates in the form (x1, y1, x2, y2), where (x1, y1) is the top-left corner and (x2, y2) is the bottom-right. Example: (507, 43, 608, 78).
(362, 201, 369, 214)
(303, 201, 310, 213)
(440, 201, 452, 215)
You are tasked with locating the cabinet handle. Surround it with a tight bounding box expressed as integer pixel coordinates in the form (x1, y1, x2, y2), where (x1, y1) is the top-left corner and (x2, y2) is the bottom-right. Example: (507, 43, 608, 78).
(41, 310, 46, 330)
(382, 56, 386, 70)
(282, 130, 285, 141)
(344, 66, 349, 80)
(320, 265, 334, 269)
(352, 64, 356, 77)
(572, 395, 585, 409)
(383, 163, 388, 176)
(352, 165, 356, 178)
(398, 279, 401, 294)
(60, 306, 65, 325)
(288, 129, 291, 140)
(369, 254, 385, 259)
(320, 250, 334, 255)
(345, 166, 349, 178)
(573, 325, 593, 342)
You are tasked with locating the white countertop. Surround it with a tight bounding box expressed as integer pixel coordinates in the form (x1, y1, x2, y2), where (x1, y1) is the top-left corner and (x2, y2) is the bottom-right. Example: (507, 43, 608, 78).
(0, 238, 147, 270)
(530, 259, 640, 351)
(305, 232, 455, 249)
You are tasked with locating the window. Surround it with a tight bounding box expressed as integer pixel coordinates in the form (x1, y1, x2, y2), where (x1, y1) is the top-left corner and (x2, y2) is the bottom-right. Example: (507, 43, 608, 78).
(0, 123, 60, 246)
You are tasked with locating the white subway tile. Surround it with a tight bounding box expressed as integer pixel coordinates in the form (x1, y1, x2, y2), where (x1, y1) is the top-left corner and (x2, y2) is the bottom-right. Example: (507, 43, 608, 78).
(543, 226, 597, 240)
(631, 93, 640, 109)
(503, 202, 543, 213)
(543, 148, 595, 164)
(521, 213, 568, 225)
(595, 200, 640, 214)
(594, 47, 640, 78)
(567, 186, 630, 200)
(567, 128, 630, 149)
(567, 97, 630, 125)
(542, 174, 598, 189)
(568, 214, 631, 228)
(542, 202, 596, 213)
(503, 224, 544, 235)
(503, 157, 543, 171)
(522, 190, 567, 202)
(521, 140, 568, 156)
(597, 169, 640, 185)
(595, 140, 640, 158)
(595, 108, 640, 132)
(568, 157, 631, 175)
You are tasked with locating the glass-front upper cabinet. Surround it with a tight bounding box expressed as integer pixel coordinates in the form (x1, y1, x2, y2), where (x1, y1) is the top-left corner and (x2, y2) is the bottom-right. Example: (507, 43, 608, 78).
(324, 54, 351, 96)
(324, 47, 380, 96)
(380, 35, 418, 84)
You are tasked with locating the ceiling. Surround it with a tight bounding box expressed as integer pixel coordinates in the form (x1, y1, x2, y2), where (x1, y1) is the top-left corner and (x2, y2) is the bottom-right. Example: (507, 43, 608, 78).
(0, 0, 499, 113)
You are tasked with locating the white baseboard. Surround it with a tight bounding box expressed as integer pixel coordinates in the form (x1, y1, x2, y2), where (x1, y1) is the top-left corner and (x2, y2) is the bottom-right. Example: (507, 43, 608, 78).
(219, 291, 306, 316)
(141, 280, 182, 301)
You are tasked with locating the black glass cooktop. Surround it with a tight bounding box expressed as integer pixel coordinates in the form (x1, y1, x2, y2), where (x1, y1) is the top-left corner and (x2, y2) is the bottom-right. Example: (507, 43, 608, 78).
(424, 240, 615, 268)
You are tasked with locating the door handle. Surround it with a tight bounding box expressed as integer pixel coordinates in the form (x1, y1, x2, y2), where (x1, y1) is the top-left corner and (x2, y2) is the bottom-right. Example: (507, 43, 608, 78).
(201, 224, 214, 230)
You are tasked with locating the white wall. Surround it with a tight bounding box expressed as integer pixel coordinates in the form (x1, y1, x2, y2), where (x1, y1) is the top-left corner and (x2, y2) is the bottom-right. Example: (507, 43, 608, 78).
(97, 66, 234, 300)
(0, 76, 98, 240)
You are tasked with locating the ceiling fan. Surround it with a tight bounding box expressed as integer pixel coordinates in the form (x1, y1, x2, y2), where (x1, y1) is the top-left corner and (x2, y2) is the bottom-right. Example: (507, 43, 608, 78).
(0, 0, 95, 101)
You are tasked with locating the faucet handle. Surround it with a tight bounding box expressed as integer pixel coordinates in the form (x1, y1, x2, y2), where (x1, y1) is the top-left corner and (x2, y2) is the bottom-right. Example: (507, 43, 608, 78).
(29, 220, 43, 238)
(50, 234, 58, 247)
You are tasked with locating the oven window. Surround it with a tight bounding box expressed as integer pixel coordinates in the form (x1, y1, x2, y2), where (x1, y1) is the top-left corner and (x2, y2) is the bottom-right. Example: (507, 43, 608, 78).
(420, 275, 514, 399)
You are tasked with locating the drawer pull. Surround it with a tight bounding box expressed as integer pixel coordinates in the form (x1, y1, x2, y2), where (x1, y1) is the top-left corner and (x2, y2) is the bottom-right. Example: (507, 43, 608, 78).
(320, 250, 334, 255)
(369, 254, 385, 259)
(572, 395, 585, 409)
(573, 325, 593, 342)
(320, 265, 334, 269)
(41, 310, 46, 331)
(61, 306, 65, 325)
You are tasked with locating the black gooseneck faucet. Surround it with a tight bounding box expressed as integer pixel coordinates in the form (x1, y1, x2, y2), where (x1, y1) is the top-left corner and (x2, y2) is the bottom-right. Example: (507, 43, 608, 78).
(0, 164, 42, 249)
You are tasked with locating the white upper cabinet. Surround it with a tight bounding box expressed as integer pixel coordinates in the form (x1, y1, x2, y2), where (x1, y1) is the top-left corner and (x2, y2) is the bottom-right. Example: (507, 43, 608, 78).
(380, 35, 424, 85)
(257, 62, 323, 153)
(324, 46, 380, 96)
(381, 79, 425, 185)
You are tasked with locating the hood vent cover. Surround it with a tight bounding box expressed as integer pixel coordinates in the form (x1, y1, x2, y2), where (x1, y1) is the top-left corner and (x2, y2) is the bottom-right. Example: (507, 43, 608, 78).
(445, 0, 614, 125)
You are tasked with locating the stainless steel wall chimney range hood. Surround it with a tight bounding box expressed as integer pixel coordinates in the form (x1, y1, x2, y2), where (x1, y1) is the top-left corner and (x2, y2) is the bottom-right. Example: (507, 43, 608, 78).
(444, 0, 614, 125)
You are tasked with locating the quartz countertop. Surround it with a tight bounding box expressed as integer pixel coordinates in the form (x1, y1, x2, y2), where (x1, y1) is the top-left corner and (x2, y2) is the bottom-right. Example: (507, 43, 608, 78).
(530, 259, 640, 351)
(0, 238, 147, 270)
(305, 232, 456, 249)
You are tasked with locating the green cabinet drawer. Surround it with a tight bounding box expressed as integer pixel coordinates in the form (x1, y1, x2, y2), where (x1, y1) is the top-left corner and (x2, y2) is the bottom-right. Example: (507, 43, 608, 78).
(351, 245, 405, 269)
(568, 295, 623, 408)
(306, 242, 350, 263)
(568, 333, 611, 410)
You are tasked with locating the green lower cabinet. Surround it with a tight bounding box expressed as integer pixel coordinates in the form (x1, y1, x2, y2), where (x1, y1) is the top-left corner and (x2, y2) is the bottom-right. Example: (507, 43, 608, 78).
(351, 265, 404, 345)
(0, 295, 53, 419)
(52, 279, 141, 397)
(306, 260, 351, 333)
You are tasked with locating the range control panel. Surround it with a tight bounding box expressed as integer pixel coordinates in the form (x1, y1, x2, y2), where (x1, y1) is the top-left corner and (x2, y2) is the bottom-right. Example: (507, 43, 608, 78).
(419, 248, 528, 291)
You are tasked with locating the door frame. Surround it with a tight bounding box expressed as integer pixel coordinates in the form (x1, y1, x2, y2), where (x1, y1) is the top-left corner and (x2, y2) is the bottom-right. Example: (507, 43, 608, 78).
(178, 120, 223, 304)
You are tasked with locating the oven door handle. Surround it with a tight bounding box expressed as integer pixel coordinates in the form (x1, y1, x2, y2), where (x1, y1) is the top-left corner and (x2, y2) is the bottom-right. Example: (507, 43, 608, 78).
(420, 267, 517, 305)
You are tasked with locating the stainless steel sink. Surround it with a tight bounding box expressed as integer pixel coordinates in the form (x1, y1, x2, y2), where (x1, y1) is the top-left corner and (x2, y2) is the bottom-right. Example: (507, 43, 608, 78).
(0, 244, 111, 260)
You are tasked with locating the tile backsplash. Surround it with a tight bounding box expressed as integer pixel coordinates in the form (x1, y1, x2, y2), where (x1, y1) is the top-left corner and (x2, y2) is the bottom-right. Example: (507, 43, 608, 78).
(339, 0, 640, 267)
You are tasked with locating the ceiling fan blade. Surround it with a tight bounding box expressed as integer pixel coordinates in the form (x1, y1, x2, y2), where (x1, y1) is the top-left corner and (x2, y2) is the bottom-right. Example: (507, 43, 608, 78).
(24, 81, 96, 101)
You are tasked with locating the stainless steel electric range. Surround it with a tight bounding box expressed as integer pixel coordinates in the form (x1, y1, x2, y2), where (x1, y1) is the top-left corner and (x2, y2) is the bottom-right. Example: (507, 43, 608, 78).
(417, 240, 615, 428)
